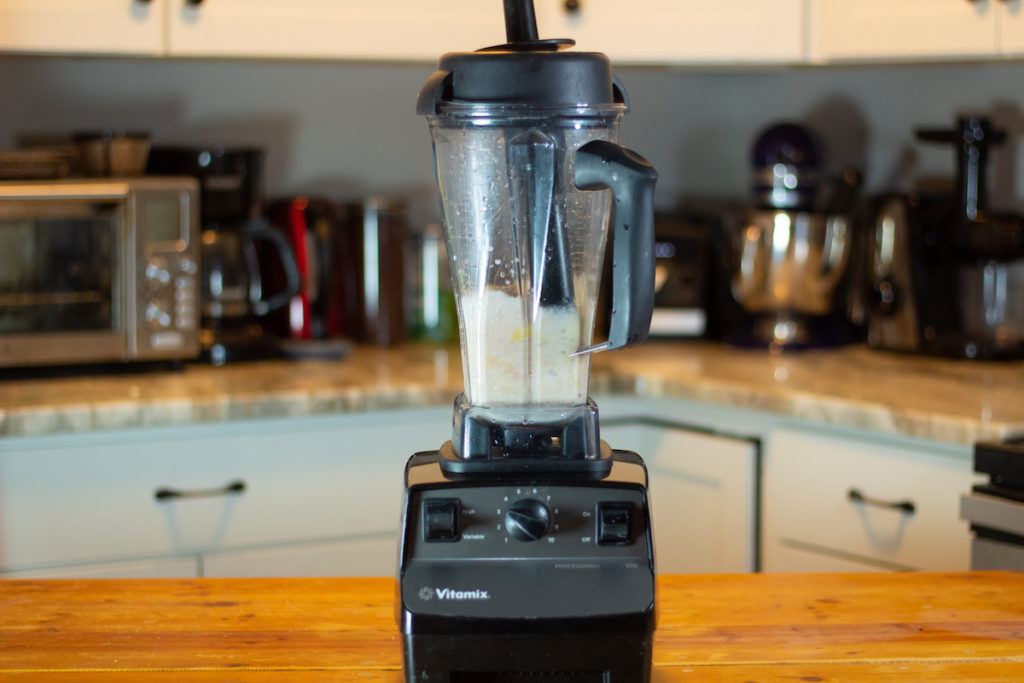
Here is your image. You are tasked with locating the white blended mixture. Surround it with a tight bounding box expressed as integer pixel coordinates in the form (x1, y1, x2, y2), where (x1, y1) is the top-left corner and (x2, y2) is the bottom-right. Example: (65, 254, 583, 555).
(460, 288, 588, 406)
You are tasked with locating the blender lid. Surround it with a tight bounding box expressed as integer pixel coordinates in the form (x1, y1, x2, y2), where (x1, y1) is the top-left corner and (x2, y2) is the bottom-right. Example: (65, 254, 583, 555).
(416, 0, 627, 114)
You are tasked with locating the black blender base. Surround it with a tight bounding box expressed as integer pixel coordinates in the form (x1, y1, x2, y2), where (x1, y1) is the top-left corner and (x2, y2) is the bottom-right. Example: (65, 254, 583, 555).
(405, 630, 652, 682)
(399, 449, 655, 683)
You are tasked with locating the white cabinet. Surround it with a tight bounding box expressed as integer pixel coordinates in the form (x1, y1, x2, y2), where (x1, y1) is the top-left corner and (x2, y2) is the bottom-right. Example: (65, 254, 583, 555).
(1000, 0, 1024, 55)
(600, 420, 758, 574)
(761, 428, 975, 572)
(5, 1, 1024, 64)
(0, 390, 977, 578)
(0, 0, 165, 56)
(0, 407, 450, 578)
(811, 0, 997, 61)
(539, 0, 805, 64)
(0, 0, 804, 63)
(165, 0, 502, 60)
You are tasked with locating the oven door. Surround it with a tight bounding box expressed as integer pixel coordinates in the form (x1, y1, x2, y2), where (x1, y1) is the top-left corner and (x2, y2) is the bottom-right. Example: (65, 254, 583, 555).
(0, 197, 129, 366)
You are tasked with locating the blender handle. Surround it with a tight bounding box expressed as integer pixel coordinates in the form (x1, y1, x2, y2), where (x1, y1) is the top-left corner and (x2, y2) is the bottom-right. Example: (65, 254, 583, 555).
(575, 140, 658, 352)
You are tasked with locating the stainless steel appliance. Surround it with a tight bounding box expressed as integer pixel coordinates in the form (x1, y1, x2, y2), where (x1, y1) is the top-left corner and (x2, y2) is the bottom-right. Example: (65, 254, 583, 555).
(960, 438, 1024, 570)
(0, 177, 200, 367)
(728, 209, 855, 347)
(867, 117, 1024, 359)
(399, 2, 658, 681)
(725, 122, 861, 349)
(341, 197, 408, 347)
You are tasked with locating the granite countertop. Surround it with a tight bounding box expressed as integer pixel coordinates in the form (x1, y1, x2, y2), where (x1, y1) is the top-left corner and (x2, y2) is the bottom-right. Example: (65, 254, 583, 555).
(1, 341, 1022, 445)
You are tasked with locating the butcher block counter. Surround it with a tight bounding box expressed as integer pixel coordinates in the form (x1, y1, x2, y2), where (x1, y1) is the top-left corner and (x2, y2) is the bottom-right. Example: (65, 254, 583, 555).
(2, 572, 1022, 681)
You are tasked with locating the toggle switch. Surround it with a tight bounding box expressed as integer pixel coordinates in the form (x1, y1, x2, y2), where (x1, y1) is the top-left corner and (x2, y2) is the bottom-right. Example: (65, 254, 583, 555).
(423, 498, 460, 542)
(597, 502, 632, 546)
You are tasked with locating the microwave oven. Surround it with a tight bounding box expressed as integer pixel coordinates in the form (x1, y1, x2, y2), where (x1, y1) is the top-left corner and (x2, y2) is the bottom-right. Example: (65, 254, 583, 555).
(0, 177, 200, 367)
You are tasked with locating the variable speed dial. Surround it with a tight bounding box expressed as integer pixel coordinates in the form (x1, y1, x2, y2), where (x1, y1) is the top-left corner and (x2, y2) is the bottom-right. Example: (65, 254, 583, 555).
(505, 498, 551, 541)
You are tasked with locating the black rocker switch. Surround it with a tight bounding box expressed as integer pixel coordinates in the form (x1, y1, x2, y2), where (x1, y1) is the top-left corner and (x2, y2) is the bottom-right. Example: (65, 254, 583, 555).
(597, 502, 632, 546)
(423, 498, 460, 542)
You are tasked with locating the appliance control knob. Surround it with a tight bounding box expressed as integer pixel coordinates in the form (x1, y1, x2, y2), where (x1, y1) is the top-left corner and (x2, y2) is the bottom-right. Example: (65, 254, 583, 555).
(145, 259, 172, 286)
(145, 301, 172, 329)
(505, 498, 551, 542)
(178, 256, 199, 276)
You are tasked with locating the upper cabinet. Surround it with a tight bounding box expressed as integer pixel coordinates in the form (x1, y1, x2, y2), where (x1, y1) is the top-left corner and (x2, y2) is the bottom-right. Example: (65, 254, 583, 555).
(811, 0, 1024, 62)
(168, 0, 805, 64)
(0, 0, 805, 64)
(165, 0, 502, 61)
(1001, 0, 1024, 56)
(0, 0, 165, 56)
(536, 0, 805, 64)
(2, 0, 1024, 65)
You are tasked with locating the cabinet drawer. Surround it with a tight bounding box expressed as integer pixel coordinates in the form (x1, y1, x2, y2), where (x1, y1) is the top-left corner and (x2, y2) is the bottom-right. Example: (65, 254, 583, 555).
(762, 429, 972, 571)
(0, 409, 448, 572)
(602, 421, 757, 574)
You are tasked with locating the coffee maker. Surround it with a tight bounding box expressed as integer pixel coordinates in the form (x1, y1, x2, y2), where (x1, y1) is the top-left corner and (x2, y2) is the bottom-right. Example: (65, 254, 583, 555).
(867, 117, 1024, 359)
(398, 2, 658, 681)
(147, 147, 299, 364)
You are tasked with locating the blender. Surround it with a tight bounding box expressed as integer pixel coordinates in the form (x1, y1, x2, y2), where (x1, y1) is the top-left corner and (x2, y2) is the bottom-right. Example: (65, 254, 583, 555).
(398, 1, 658, 681)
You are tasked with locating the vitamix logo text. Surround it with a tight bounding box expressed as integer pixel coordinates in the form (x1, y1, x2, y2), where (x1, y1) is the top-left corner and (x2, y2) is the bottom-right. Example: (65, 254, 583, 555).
(419, 587, 491, 601)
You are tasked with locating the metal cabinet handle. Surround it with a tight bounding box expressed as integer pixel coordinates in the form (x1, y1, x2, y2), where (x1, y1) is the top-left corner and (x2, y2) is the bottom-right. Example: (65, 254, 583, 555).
(185, 0, 204, 6)
(565, 0, 582, 13)
(155, 479, 246, 501)
(847, 487, 916, 515)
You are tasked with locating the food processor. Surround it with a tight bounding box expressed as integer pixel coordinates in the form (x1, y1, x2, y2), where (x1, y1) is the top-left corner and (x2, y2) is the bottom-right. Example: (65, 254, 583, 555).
(397, 1, 658, 680)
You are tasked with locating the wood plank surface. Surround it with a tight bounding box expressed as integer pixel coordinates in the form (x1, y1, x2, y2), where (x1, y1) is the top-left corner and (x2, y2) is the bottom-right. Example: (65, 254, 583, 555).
(1, 572, 1022, 681)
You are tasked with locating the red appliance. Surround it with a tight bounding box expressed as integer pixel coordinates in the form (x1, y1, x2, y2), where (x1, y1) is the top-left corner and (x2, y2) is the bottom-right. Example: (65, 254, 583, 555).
(265, 197, 358, 341)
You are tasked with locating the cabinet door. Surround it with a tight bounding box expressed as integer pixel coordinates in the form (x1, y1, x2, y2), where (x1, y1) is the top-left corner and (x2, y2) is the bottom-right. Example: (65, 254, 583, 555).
(762, 429, 973, 572)
(166, 0, 501, 60)
(601, 421, 757, 574)
(0, 0, 165, 55)
(811, 0, 996, 61)
(0, 409, 449, 575)
(539, 0, 804, 64)
(999, 0, 1024, 56)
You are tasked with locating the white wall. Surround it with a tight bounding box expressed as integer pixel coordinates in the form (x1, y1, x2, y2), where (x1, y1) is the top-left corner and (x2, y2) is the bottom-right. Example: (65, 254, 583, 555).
(1, 56, 1023, 224)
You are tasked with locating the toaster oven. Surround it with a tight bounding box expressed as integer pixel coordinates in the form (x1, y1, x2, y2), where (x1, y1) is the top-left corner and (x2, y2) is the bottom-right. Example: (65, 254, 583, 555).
(0, 177, 200, 367)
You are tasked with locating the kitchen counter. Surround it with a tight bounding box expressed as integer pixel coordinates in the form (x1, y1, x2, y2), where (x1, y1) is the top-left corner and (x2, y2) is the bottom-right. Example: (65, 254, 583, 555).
(1, 342, 1023, 445)
(1, 572, 1021, 680)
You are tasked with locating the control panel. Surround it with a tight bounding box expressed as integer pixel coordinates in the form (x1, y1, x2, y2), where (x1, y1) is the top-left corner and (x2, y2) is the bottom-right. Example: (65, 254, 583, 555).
(411, 484, 647, 559)
(132, 180, 200, 359)
(400, 451, 655, 621)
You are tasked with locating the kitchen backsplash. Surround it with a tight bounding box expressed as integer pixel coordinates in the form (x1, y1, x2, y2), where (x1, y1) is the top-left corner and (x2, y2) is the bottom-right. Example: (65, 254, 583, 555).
(1, 56, 1023, 225)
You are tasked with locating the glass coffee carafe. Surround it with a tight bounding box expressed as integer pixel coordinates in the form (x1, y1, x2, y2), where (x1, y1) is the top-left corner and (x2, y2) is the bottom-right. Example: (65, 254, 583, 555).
(419, 0, 657, 472)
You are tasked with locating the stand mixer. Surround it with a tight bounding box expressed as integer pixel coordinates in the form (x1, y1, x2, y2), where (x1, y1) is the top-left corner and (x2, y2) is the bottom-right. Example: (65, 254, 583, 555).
(397, 1, 658, 680)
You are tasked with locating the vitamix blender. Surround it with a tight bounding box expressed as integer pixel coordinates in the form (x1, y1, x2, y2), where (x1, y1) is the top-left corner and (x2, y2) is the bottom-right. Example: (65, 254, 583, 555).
(398, 2, 658, 680)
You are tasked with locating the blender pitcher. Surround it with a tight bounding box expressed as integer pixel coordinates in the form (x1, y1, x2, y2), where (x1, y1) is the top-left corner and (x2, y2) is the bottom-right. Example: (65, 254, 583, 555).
(418, 0, 658, 470)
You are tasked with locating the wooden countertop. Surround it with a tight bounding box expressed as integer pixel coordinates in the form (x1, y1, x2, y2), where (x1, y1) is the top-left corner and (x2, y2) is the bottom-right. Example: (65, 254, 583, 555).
(2, 341, 1023, 445)
(1, 572, 1022, 681)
